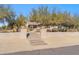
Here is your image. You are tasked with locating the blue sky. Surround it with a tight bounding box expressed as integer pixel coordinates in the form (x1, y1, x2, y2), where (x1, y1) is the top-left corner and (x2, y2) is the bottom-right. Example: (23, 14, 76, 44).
(10, 4, 79, 16)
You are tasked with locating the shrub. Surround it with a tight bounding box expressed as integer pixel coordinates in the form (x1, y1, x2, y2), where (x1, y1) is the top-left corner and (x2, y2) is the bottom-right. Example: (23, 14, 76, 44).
(2, 30, 8, 33)
(13, 28, 17, 32)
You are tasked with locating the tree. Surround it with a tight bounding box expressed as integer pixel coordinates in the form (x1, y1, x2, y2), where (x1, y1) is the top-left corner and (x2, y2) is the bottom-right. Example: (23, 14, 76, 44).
(30, 8, 37, 22)
(0, 5, 15, 28)
(30, 6, 50, 26)
(8, 19, 16, 29)
(16, 14, 27, 30)
(61, 11, 76, 28)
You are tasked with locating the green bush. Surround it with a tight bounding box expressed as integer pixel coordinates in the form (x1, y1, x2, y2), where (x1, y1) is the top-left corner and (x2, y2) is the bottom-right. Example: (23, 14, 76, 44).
(2, 26, 7, 29)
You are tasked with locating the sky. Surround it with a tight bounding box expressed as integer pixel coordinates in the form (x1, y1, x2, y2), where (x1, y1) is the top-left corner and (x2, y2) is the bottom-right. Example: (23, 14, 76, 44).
(10, 4, 79, 16)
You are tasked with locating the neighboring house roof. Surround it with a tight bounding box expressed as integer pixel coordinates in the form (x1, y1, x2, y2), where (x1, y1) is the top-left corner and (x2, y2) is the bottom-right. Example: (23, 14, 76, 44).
(27, 22, 41, 26)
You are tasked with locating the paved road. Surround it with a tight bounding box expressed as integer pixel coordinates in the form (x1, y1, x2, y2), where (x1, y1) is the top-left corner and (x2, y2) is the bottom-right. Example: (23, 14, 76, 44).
(3, 45, 79, 55)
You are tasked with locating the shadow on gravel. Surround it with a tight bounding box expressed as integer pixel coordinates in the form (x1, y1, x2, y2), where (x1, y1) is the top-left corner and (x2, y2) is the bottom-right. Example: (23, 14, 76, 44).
(2, 45, 79, 55)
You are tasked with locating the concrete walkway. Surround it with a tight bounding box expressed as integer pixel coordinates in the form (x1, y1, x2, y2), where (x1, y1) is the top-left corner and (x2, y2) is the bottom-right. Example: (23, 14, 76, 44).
(28, 32, 47, 45)
(0, 32, 79, 54)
